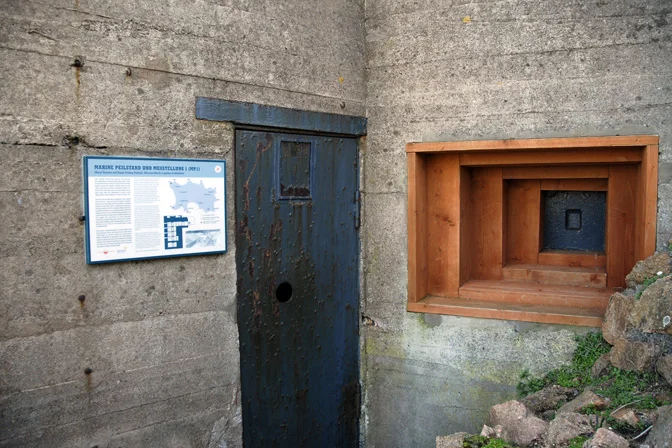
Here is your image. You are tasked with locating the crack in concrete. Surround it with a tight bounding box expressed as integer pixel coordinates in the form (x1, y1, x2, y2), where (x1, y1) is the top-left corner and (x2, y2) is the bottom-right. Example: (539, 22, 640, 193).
(367, 40, 668, 70)
(0, 189, 69, 193)
(25, 0, 116, 21)
(0, 46, 365, 106)
(0, 384, 233, 442)
(0, 141, 59, 148)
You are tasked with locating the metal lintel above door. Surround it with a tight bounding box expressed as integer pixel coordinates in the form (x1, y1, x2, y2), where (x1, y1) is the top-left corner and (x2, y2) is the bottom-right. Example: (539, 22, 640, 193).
(195, 97, 367, 137)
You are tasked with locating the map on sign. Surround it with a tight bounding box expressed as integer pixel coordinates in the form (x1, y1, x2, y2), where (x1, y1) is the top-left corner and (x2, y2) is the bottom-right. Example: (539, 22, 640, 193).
(83, 156, 226, 264)
(169, 180, 218, 213)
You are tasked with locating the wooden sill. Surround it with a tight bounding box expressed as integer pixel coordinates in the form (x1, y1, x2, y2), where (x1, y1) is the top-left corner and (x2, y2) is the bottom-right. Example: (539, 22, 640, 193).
(459, 280, 612, 310)
(407, 294, 606, 327)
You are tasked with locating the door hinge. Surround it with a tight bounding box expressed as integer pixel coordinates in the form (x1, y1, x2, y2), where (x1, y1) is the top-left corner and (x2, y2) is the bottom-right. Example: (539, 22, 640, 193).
(354, 190, 361, 230)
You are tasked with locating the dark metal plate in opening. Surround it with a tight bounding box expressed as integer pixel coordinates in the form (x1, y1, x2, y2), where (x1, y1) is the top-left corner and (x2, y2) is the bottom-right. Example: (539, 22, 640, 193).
(543, 190, 606, 252)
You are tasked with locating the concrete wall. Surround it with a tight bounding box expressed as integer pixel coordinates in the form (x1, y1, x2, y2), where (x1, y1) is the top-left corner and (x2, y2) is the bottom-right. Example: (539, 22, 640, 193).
(0, 1, 364, 447)
(3, 0, 672, 447)
(361, 0, 672, 446)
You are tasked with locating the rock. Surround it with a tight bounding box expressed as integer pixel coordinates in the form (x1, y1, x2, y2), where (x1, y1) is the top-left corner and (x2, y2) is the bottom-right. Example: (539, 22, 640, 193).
(602, 292, 635, 345)
(557, 390, 610, 414)
(436, 432, 467, 448)
(493, 425, 503, 437)
(610, 407, 641, 428)
(480, 424, 504, 438)
(639, 408, 659, 427)
(609, 338, 662, 372)
(591, 353, 612, 378)
(583, 428, 629, 448)
(480, 425, 495, 437)
(629, 276, 672, 335)
(626, 252, 671, 289)
(544, 412, 593, 447)
(645, 405, 672, 448)
(521, 385, 579, 414)
(657, 354, 672, 386)
(489, 400, 548, 446)
(541, 410, 556, 421)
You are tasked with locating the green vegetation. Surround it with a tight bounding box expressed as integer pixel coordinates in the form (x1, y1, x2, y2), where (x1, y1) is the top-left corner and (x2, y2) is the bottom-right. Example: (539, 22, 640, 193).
(567, 436, 589, 448)
(635, 276, 659, 299)
(595, 369, 660, 409)
(517, 332, 610, 394)
(604, 415, 647, 433)
(516, 369, 546, 398)
(463, 435, 517, 448)
(517, 331, 668, 418)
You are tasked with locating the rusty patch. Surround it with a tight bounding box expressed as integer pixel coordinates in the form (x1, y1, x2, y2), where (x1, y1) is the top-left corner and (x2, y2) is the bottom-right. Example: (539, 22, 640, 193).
(252, 291, 261, 331)
(280, 185, 310, 197)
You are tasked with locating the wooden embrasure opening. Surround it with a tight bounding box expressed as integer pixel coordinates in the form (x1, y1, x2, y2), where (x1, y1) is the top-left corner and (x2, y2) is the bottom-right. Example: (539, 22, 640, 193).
(407, 136, 659, 326)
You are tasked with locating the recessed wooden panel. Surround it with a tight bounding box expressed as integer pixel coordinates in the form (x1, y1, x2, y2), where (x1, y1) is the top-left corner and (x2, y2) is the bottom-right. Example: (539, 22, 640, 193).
(407, 152, 428, 303)
(607, 165, 638, 288)
(540, 179, 608, 191)
(506, 180, 541, 264)
(502, 264, 607, 288)
(538, 251, 606, 268)
(426, 154, 462, 297)
(459, 166, 472, 285)
(460, 148, 642, 166)
(503, 166, 609, 179)
(470, 168, 504, 280)
(635, 145, 659, 261)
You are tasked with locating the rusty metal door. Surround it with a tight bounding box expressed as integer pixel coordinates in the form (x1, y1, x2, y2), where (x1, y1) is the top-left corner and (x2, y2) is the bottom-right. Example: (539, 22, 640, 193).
(235, 130, 360, 447)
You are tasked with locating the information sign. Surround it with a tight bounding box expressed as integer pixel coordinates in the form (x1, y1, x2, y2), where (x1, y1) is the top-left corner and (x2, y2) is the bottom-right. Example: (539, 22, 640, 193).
(83, 156, 226, 264)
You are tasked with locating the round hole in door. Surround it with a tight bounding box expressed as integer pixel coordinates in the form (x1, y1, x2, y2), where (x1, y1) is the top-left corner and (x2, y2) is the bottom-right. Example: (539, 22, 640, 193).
(276, 282, 293, 303)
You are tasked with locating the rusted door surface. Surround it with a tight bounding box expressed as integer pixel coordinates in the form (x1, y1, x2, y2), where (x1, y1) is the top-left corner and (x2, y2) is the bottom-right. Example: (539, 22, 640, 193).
(235, 130, 359, 447)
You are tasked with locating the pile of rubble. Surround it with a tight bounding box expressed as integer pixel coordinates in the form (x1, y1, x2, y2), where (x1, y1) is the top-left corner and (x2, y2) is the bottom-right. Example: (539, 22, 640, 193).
(437, 251, 672, 448)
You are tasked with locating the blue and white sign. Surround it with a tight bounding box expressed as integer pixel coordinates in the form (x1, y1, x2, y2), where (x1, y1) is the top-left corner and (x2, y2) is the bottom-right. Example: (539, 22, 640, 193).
(83, 156, 226, 264)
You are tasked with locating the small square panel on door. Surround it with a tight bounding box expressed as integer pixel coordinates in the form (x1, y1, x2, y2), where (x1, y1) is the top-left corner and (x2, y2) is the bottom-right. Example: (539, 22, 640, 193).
(278, 140, 312, 199)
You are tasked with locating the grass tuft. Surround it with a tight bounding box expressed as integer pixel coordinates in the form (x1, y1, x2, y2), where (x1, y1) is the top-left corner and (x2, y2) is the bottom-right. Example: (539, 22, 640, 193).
(463, 435, 518, 448)
(517, 332, 611, 395)
(567, 436, 589, 448)
(635, 276, 659, 300)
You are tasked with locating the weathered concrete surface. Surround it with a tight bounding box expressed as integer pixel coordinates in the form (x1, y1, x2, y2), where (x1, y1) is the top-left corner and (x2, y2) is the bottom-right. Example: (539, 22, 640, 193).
(362, 315, 587, 447)
(361, 0, 672, 446)
(4, 0, 672, 447)
(0, 1, 365, 447)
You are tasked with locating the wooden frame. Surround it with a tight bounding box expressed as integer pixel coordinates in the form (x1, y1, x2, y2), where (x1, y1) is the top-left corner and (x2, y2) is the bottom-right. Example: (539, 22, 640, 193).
(407, 136, 659, 326)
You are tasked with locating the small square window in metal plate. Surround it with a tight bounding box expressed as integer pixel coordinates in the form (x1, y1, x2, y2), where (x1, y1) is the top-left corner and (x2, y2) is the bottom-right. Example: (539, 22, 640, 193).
(278, 141, 311, 199)
(543, 191, 606, 252)
(565, 209, 582, 230)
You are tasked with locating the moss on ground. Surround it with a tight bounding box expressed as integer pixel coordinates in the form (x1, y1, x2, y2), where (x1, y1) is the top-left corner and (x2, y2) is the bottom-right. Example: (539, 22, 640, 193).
(515, 331, 671, 438)
(517, 332, 611, 394)
(463, 435, 518, 448)
(567, 436, 589, 448)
